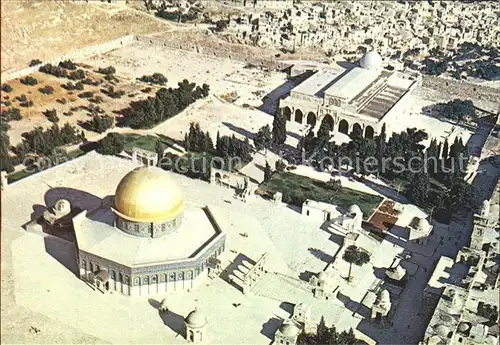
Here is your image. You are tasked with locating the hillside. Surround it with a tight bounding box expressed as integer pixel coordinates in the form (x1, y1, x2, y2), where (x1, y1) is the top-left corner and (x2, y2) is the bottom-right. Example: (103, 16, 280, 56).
(1, 0, 171, 72)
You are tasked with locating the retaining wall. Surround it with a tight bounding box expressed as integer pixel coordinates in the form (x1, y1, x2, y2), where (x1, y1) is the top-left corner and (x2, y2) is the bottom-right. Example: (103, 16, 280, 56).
(421, 75, 500, 104)
(1, 34, 135, 83)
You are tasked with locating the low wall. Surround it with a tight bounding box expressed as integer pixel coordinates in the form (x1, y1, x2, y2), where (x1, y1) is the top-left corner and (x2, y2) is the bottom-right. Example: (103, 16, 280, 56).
(201, 0, 292, 9)
(134, 35, 289, 71)
(421, 75, 500, 103)
(1, 34, 135, 83)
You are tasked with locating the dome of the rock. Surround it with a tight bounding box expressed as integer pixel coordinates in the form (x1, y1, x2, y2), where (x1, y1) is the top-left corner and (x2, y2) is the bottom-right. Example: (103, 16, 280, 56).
(114, 166, 184, 223)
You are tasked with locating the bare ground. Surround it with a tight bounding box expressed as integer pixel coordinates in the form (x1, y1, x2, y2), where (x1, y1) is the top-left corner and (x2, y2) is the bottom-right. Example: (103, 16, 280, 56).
(1, 0, 172, 72)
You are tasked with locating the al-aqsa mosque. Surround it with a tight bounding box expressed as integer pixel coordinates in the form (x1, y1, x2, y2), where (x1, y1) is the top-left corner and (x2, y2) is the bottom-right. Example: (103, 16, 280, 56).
(73, 166, 226, 297)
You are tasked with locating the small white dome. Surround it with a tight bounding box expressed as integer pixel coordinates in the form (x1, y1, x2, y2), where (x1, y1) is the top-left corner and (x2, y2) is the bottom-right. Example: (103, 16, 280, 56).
(417, 218, 429, 231)
(377, 289, 390, 306)
(428, 335, 443, 345)
(54, 199, 71, 215)
(360, 51, 383, 70)
(458, 322, 470, 332)
(348, 204, 362, 215)
(279, 322, 299, 337)
(317, 271, 327, 282)
(185, 309, 207, 328)
(434, 324, 451, 338)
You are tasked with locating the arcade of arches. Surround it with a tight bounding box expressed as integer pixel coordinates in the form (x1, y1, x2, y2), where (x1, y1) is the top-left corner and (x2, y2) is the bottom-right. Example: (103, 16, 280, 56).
(282, 106, 376, 139)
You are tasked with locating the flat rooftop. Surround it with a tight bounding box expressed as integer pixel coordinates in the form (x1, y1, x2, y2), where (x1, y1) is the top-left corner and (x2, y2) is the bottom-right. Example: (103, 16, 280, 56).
(292, 68, 346, 97)
(324, 67, 380, 101)
(74, 205, 219, 266)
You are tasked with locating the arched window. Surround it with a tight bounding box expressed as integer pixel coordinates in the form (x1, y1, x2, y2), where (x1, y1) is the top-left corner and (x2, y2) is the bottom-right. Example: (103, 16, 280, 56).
(169, 273, 176, 281)
(144, 276, 149, 284)
(124, 275, 129, 284)
(152, 275, 157, 283)
(135, 277, 140, 285)
(178, 272, 184, 280)
(81, 260, 86, 269)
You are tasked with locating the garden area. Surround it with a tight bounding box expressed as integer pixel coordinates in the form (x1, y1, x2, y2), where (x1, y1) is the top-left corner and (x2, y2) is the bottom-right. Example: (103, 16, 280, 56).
(259, 172, 383, 219)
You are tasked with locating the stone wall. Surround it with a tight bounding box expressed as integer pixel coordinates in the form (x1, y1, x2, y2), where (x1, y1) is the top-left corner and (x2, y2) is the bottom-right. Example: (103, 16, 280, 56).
(1, 34, 135, 83)
(201, 0, 293, 9)
(134, 35, 289, 71)
(421, 75, 500, 104)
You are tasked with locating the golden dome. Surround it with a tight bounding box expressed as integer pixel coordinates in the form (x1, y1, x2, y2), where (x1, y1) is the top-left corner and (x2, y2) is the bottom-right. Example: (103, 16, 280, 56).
(113, 166, 184, 223)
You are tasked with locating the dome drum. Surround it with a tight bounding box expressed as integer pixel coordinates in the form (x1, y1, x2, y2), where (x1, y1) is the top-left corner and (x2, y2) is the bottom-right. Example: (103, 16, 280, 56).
(115, 213, 183, 238)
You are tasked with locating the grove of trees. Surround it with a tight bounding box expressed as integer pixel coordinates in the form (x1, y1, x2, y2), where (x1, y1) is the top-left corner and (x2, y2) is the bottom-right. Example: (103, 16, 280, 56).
(81, 115, 115, 133)
(118, 79, 210, 129)
(301, 123, 475, 221)
(297, 316, 358, 345)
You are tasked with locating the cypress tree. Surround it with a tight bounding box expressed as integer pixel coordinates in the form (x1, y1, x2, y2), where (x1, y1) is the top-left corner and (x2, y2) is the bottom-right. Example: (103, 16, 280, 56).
(407, 171, 430, 206)
(272, 109, 287, 145)
(442, 138, 449, 161)
(263, 161, 272, 182)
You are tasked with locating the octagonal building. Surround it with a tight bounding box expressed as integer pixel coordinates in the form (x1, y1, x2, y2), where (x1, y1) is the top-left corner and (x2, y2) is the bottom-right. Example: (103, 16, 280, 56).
(73, 166, 226, 296)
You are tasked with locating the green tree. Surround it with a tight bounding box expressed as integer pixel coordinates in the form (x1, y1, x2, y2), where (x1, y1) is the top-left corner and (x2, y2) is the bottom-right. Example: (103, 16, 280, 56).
(155, 139, 166, 160)
(275, 159, 286, 173)
(316, 117, 332, 150)
(97, 133, 124, 155)
(407, 171, 430, 206)
(254, 124, 273, 153)
(263, 160, 272, 182)
(272, 109, 287, 145)
(342, 245, 370, 280)
(337, 328, 357, 345)
(316, 316, 329, 344)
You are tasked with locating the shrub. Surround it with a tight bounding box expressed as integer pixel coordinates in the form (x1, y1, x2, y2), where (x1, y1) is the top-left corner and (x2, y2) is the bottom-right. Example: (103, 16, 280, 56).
(63, 111, 73, 117)
(20, 76, 38, 86)
(63, 81, 85, 91)
(39, 64, 68, 78)
(17, 94, 28, 102)
(20, 100, 34, 108)
(2, 107, 22, 121)
(138, 73, 168, 85)
(82, 78, 101, 86)
(43, 109, 59, 123)
(89, 95, 104, 104)
(141, 87, 152, 93)
(57, 98, 67, 104)
(96, 66, 116, 75)
(103, 86, 125, 99)
(68, 69, 86, 80)
(1, 84, 13, 93)
(29, 59, 42, 67)
(78, 91, 94, 99)
(87, 104, 104, 115)
(39, 85, 55, 95)
(104, 74, 119, 83)
(2, 100, 11, 107)
(58, 59, 77, 70)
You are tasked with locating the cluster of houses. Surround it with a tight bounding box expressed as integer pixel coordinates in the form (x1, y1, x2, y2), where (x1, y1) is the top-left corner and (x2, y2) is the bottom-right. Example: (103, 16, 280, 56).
(221, 0, 499, 60)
